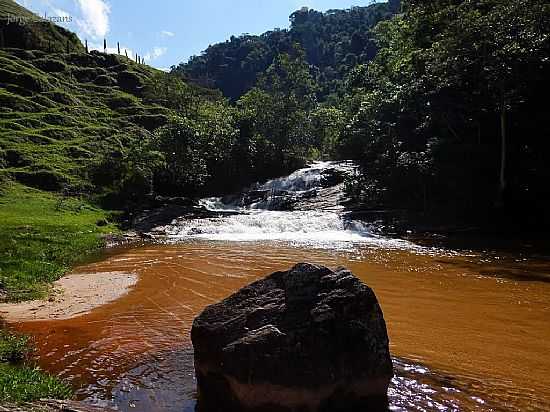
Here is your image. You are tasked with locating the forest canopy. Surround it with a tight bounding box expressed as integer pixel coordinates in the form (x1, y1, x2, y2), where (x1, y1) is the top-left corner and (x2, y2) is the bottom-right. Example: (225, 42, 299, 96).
(173, 1, 401, 101)
(167, 0, 550, 229)
(338, 0, 550, 227)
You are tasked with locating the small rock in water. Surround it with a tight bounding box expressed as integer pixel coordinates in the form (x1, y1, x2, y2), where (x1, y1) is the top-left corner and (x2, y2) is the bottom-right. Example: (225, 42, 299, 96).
(192, 263, 393, 412)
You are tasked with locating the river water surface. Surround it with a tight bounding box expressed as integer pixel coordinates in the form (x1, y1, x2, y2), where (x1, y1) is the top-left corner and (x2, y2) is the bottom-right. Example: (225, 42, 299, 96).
(13, 162, 550, 411)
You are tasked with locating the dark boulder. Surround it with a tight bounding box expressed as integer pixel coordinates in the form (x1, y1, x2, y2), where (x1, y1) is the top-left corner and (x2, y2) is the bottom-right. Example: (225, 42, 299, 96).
(320, 168, 347, 188)
(192, 263, 393, 412)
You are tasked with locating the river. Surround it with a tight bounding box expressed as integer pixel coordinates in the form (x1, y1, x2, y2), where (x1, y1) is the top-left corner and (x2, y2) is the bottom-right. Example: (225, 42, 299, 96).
(13, 162, 550, 411)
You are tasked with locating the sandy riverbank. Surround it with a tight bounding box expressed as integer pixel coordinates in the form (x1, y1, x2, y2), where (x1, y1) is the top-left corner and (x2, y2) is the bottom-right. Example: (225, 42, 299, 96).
(0, 271, 138, 322)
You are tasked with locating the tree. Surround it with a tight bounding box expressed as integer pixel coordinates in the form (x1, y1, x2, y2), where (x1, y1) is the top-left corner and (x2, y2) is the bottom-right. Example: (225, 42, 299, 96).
(152, 102, 237, 195)
(173, 2, 398, 101)
(310, 107, 345, 157)
(237, 46, 318, 172)
(339, 0, 550, 222)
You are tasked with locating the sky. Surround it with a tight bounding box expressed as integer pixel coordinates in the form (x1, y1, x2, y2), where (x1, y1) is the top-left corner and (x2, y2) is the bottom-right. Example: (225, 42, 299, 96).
(16, 0, 382, 70)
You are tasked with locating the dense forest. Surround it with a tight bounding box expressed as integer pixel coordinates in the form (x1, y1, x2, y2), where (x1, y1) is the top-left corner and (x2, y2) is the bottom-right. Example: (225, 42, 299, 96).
(339, 0, 550, 228)
(172, 0, 550, 229)
(174, 1, 401, 101)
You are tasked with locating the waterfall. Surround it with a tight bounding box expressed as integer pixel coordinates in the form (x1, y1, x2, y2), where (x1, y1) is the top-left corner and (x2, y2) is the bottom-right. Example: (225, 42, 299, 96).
(160, 161, 414, 249)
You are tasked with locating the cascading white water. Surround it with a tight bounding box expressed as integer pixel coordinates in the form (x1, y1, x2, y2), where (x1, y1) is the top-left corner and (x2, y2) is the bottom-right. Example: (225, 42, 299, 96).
(166, 211, 373, 242)
(254, 161, 353, 193)
(162, 161, 415, 249)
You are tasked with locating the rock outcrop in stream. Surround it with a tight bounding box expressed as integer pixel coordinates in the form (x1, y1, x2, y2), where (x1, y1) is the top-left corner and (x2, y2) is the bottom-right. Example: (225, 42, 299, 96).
(191, 263, 393, 412)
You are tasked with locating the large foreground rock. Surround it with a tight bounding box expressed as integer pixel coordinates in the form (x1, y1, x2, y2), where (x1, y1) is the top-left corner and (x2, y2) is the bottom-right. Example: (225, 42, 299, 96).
(192, 263, 393, 412)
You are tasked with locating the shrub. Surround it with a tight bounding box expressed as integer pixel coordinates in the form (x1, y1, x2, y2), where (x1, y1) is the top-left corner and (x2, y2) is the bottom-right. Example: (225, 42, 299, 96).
(13, 169, 68, 191)
(0, 332, 30, 363)
(34, 58, 67, 73)
(94, 75, 116, 87)
(117, 71, 144, 95)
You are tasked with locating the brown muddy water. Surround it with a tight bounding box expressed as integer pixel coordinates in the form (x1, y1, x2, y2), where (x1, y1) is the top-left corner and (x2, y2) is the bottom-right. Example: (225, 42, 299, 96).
(12, 240, 550, 411)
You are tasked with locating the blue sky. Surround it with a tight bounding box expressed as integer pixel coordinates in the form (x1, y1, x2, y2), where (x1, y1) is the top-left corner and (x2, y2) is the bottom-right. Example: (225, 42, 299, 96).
(16, 0, 382, 70)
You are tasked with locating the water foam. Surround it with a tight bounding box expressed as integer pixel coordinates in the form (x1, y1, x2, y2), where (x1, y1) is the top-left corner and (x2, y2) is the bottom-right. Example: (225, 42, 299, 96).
(164, 161, 417, 250)
(167, 211, 368, 241)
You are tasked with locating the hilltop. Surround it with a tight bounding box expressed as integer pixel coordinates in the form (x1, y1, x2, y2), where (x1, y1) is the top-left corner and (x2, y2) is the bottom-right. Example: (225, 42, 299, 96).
(0, 0, 83, 52)
(174, 1, 401, 101)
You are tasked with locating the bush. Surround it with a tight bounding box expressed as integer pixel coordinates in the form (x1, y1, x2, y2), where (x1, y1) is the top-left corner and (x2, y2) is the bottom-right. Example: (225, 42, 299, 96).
(117, 71, 144, 94)
(34, 58, 67, 73)
(94, 75, 116, 86)
(13, 169, 68, 191)
(0, 332, 30, 363)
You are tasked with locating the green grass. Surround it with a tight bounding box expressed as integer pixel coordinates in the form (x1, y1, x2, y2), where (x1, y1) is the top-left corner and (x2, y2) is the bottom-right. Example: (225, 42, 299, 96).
(0, 364, 72, 403)
(0, 48, 174, 194)
(0, 183, 117, 302)
(0, 332, 71, 403)
(0, 331, 30, 363)
(0, 2, 220, 403)
(0, 0, 38, 19)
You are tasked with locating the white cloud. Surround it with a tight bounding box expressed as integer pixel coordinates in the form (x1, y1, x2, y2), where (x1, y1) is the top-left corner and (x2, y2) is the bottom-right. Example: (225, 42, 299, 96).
(51, 7, 70, 18)
(75, 0, 110, 39)
(161, 30, 175, 37)
(143, 46, 167, 62)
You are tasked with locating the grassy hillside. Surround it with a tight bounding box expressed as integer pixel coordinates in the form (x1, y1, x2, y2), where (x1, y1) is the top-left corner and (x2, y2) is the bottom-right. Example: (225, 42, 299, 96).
(0, 0, 83, 53)
(0, 47, 176, 304)
(0, 0, 230, 307)
(0, 48, 172, 193)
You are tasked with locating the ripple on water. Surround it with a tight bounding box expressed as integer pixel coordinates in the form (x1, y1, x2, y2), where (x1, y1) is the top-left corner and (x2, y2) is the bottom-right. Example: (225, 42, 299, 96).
(14, 241, 550, 412)
(76, 349, 499, 412)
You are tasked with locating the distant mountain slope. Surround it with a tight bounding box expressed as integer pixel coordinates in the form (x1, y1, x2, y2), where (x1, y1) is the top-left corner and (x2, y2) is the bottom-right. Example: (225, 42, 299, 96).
(173, 1, 401, 101)
(0, 0, 83, 53)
